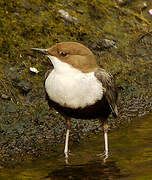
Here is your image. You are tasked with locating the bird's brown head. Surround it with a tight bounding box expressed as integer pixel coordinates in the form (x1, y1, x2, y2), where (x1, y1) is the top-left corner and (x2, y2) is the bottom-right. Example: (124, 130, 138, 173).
(32, 42, 98, 73)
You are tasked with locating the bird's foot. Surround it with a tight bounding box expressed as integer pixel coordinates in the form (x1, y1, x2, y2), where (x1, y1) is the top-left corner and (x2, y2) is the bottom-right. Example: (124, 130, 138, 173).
(64, 150, 75, 165)
(64, 152, 69, 158)
(65, 156, 70, 165)
(97, 151, 109, 162)
(64, 150, 75, 164)
(64, 151, 69, 165)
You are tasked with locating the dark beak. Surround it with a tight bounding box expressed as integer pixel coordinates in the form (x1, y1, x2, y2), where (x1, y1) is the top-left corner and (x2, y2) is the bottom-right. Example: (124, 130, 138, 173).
(31, 48, 48, 55)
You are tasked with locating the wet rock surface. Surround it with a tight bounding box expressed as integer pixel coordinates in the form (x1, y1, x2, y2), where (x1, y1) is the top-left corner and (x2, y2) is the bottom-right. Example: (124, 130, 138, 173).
(0, 0, 152, 167)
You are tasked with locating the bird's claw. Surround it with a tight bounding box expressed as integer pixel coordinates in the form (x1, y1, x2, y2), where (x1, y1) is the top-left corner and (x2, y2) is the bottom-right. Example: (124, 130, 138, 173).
(97, 151, 109, 161)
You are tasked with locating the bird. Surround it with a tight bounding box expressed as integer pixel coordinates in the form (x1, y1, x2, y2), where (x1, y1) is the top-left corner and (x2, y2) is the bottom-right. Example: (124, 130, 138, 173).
(31, 42, 118, 161)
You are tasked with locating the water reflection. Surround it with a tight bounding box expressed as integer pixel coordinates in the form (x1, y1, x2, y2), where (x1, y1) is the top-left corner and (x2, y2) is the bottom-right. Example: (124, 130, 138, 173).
(45, 160, 127, 180)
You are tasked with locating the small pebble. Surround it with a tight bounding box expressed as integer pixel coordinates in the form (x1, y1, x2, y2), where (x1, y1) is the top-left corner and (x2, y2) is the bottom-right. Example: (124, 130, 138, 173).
(116, 0, 130, 6)
(30, 67, 39, 74)
(99, 39, 117, 49)
(1, 94, 10, 100)
(58, 9, 78, 23)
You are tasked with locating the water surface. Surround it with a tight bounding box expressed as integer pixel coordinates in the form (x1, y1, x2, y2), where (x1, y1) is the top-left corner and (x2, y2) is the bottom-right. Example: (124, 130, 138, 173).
(0, 113, 152, 180)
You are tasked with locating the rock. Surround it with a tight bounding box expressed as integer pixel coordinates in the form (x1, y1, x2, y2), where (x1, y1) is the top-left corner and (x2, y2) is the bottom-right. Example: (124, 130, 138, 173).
(135, 2, 147, 13)
(1, 94, 10, 100)
(99, 39, 117, 49)
(21, 0, 33, 10)
(16, 80, 32, 94)
(9, 67, 19, 81)
(9, 67, 18, 73)
(116, 0, 130, 6)
(76, 9, 84, 14)
(21, 0, 43, 12)
(139, 2, 147, 11)
(13, 12, 22, 19)
(7, 103, 17, 113)
(58, 9, 78, 23)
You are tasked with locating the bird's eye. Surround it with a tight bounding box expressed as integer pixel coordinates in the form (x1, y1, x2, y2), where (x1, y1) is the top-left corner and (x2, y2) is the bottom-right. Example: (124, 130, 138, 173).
(60, 52, 67, 57)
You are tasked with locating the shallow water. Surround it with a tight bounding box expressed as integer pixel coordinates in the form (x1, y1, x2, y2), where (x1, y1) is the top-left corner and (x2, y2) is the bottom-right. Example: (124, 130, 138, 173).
(1, 113, 152, 180)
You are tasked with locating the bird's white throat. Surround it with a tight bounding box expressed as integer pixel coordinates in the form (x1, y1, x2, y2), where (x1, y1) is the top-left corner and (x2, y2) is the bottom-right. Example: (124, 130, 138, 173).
(45, 56, 104, 109)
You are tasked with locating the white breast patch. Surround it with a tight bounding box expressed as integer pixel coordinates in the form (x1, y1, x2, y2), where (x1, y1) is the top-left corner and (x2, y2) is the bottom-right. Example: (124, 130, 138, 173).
(45, 59, 103, 109)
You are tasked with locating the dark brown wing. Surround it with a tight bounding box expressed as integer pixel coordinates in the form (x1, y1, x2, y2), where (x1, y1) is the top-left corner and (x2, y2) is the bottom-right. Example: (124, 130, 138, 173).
(95, 68, 118, 117)
(45, 69, 52, 80)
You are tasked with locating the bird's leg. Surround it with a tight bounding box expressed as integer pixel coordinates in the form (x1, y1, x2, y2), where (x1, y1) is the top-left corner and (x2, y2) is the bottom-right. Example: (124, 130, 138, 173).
(64, 118, 71, 159)
(103, 120, 109, 160)
(97, 120, 109, 161)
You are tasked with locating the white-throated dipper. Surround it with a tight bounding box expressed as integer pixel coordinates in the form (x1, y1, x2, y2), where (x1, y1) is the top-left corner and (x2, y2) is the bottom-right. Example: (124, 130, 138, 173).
(31, 42, 118, 160)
